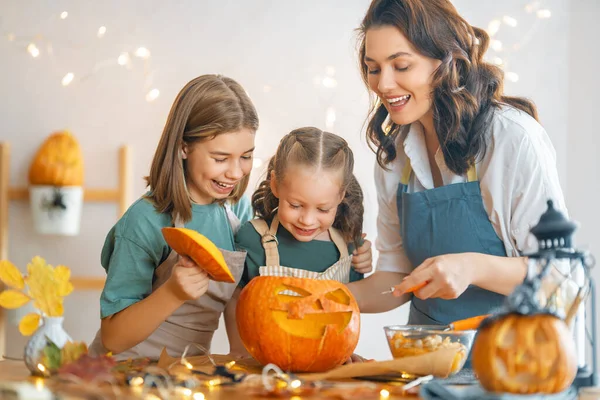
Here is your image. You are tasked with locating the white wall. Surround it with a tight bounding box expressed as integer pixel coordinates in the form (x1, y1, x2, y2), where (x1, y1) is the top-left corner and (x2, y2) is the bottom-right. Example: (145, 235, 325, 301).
(1, 0, 594, 363)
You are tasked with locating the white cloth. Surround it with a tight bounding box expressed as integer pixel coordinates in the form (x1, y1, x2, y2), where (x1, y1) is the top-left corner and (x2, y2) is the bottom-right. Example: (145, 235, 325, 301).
(375, 106, 567, 274)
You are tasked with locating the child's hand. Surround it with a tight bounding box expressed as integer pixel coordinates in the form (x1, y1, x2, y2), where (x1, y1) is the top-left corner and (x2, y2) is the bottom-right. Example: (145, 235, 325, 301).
(166, 255, 210, 302)
(352, 234, 373, 274)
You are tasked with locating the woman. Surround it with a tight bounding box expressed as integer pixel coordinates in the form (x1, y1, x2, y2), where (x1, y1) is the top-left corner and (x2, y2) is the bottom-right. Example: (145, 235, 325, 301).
(347, 0, 566, 326)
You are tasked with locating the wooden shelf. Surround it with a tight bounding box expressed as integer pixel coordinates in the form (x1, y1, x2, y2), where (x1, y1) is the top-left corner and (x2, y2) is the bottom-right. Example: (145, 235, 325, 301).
(0, 141, 132, 358)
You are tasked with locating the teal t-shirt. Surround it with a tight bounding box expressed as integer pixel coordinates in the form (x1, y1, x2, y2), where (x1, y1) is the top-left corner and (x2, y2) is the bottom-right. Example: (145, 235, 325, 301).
(235, 219, 363, 288)
(99, 195, 252, 318)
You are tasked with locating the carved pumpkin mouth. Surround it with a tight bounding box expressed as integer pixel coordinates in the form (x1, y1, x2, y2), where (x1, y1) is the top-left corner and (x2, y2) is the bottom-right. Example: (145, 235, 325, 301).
(271, 284, 353, 339)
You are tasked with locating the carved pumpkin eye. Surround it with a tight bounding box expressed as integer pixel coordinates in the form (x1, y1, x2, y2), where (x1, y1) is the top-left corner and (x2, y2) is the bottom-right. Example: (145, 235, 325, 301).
(272, 285, 353, 339)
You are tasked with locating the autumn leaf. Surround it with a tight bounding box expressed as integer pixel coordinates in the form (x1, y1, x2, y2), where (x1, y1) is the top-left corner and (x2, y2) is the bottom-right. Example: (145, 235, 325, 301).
(27, 257, 61, 316)
(0, 290, 31, 309)
(40, 338, 62, 371)
(0, 260, 25, 289)
(19, 312, 41, 336)
(61, 341, 88, 365)
(54, 265, 73, 297)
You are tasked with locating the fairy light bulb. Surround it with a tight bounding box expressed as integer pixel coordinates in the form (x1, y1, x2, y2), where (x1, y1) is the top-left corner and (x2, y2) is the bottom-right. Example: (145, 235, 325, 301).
(487, 19, 501, 36)
(492, 57, 504, 66)
(37, 363, 46, 372)
(325, 107, 336, 130)
(135, 47, 151, 58)
(193, 393, 205, 400)
(130, 376, 144, 386)
(505, 72, 519, 82)
(322, 76, 337, 88)
(490, 39, 503, 52)
(60, 11, 68, 19)
(27, 43, 40, 58)
(117, 52, 130, 66)
(253, 158, 263, 169)
(502, 16, 518, 27)
(537, 9, 552, 19)
(380, 389, 391, 398)
(61, 73, 74, 86)
(97, 26, 106, 38)
(290, 380, 301, 389)
(146, 88, 160, 102)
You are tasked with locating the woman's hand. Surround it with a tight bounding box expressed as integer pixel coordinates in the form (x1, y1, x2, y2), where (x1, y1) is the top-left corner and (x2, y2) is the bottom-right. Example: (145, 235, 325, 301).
(352, 234, 373, 274)
(166, 255, 210, 302)
(393, 253, 477, 300)
(343, 353, 373, 364)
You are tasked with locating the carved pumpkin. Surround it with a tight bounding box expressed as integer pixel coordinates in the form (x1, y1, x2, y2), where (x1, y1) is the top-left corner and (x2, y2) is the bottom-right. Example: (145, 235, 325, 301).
(29, 131, 84, 186)
(236, 276, 360, 372)
(472, 313, 577, 394)
(161, 227, 234, 282)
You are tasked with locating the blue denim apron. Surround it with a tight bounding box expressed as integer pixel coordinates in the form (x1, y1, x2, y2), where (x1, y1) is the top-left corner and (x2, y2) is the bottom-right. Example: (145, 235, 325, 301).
(397, 160, 506, 326)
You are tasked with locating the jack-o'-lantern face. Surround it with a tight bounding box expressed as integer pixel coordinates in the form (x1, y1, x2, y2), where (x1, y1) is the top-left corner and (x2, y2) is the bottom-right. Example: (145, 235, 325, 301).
(472, 314, 577, 394)
(271, 284, 354, 339)
(236, 277, 360, 372)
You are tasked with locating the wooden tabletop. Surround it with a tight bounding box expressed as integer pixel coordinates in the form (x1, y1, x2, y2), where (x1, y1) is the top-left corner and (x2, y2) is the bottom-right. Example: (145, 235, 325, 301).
(0, 360, 421, 399)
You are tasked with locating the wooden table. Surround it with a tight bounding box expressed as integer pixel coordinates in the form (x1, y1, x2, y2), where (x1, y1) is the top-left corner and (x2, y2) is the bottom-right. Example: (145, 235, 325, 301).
(0, 360, 420, 399)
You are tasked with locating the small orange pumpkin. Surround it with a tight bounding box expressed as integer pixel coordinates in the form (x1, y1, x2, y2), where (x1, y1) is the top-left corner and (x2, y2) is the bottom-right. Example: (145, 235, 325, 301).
(161, 227, 234, 283)
(472, 313, 577, 394)
(29, 131, 84, 186)
(236, 276, 360, 372)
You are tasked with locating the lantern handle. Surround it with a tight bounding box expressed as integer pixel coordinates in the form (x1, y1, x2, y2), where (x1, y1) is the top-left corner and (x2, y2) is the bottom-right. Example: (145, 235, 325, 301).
(565, 254, 594, 325)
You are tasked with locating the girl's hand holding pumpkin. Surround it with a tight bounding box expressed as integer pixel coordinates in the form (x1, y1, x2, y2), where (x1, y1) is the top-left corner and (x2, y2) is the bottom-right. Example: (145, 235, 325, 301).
(352, 234, 373, 274)
(394, 253, 476, 300)
(166, 255, 210, 302)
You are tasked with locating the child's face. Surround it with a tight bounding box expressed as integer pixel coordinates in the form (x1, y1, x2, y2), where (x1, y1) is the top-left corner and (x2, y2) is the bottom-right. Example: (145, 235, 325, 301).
(272, 166, 344, 242)
(183, 128, 255, 204)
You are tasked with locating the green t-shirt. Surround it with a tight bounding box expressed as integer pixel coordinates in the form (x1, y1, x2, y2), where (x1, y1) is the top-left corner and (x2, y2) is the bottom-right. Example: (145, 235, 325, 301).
(99, 195, 252, 318)
(235, 219, 363, 288)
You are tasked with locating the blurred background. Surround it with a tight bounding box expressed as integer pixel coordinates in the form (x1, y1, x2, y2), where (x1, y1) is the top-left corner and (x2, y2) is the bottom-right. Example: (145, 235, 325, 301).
(1, 0, 598, 362)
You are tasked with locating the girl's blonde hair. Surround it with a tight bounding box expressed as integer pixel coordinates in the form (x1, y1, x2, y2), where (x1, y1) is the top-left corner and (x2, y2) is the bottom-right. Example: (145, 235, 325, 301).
(146, 74, 259, 222)
(252, 127, 364, 247)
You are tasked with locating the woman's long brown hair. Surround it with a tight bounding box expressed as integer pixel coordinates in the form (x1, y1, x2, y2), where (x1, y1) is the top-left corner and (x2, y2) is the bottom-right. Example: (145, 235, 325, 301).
(358, 0, 538, 174)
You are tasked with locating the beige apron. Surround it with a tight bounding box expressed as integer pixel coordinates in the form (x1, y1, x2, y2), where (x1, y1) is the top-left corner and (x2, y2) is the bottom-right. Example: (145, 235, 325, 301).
(250, 214, 353, 283)
(89, 205, 246, 360)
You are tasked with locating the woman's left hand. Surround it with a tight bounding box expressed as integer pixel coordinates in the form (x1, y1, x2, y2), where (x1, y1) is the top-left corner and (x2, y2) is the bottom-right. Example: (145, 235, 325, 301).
(352, 234, 373, 274)
(393, 253, 477, 300)
(344, 353, 373, 364)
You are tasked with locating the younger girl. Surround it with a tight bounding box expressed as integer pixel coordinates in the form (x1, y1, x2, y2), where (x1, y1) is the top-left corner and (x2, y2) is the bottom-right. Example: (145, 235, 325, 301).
(89, 74, 259, 360)
(225, 127, 372, 356)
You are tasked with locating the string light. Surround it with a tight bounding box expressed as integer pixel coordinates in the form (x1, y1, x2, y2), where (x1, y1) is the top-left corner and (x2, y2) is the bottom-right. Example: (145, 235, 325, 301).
(135, 47, 151, 58)
(61, 72, 74, 86)
(37, 363, 46, 373)
(490, 39, 503, 52)
(487, 19, 501, 36)
(252, 158, 263, 169)
(117, 52, 130, 66)
(290, 379, 302, 389)
(146, 88, 160, 102)
(27, 43, 40, 58)
(60, 11, 68, 20)
(505, 72, 519, 82)
(97, 26, 107, 38)
(193, 393, 205, 400)
(130, 376, 144, 386)
(380, 389, 391, 398)
(176, 387, 192, 396)
(322, 76, 337, 88)
(502, 16, 518, 27)
(536, 9, 551, 19)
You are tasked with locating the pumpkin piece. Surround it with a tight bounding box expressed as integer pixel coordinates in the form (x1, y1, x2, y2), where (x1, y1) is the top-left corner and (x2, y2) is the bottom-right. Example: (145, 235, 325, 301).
(161, 227, 234, 283)
(471, 313, 577, 394)
(29, 131, 84, 186)
(236, 276, 360, 372)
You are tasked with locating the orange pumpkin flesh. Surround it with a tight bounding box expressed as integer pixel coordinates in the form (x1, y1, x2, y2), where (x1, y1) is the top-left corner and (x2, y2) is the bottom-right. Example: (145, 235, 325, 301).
(29, 131, 84, 186)
(472, 313, 577, 394)
(161, 227, 234, 283)
(236, 276, 360, 372)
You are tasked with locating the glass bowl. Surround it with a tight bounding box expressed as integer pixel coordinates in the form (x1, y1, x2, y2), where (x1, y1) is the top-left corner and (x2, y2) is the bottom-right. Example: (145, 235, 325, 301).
(383, 325, 476, 376)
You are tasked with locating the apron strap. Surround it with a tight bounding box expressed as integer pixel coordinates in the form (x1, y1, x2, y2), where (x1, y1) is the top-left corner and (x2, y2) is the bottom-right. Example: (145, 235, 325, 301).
(328, 227, 349, 258)
(249, 216, 281, 267)
(400, 159, 477, 185)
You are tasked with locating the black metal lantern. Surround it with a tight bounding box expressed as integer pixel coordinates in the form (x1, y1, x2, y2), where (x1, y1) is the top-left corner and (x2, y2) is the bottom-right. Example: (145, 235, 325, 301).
(525, 200, 597, 389)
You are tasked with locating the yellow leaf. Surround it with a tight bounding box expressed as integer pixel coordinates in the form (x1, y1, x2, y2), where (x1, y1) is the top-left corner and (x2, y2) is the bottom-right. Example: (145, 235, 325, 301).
(61, 341, 88, 364)
(0, 290, 31, 309)
(26, 257, 58, 315)
(19, 312, 41, 336)
(0, 260, 25, 289)
(55, 266, 73, 296)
